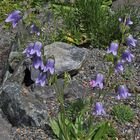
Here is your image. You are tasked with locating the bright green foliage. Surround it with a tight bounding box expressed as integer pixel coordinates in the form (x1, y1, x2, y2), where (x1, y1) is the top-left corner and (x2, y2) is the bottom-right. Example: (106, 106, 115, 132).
(52, 0, 140, 48)
(50, 113, 110, 140)
(53, 0, 113, 48)
(112, 104, 134, 123)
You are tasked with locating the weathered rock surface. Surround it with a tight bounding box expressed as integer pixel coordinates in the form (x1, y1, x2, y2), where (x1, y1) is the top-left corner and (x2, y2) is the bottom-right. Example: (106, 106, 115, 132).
(0, 31, 12, 84)
(0, 61, 49, 129)
(44, 42, 88, 75)
(112, 0, 140, 10)
(0, 81, 49, 128)
(0, 109, 12, 140)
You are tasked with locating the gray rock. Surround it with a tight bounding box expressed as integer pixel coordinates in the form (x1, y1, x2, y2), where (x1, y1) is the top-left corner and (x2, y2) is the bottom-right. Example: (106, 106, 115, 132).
(44, 42, 87, 75)
(0, 31, 12, 84)
(0, 109, 12, 140)
(112, 0, 140, 10)
(0, 61, 49, 129)
(0, 81, 49, 129)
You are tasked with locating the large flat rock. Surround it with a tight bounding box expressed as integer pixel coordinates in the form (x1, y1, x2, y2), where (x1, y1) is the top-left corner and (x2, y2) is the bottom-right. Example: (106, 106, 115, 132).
(44, 42, 87, 75)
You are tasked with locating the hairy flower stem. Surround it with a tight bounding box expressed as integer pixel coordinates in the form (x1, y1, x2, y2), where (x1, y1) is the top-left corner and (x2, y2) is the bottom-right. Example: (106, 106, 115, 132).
(41, 35, 46, 63)
(98, 89, 102, 99)
(102, 66, 114, 100)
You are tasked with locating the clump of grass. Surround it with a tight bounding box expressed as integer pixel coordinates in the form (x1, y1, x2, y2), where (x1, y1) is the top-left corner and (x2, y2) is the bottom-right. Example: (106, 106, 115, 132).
(112, 104, 134, 123)
(53, 0, 140, 48)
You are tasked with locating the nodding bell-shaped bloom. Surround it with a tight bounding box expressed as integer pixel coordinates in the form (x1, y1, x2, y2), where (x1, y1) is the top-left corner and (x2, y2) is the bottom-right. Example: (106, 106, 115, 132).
(23, 43, 34, 57)
(43, 58, 55, 74)
(31, 41, 42, 57)
(23, 41, 42, 57)
(5, 10, 22, 28)
(115, 61, 124, 73)
(119, 16, 133, 26)
(93, 102, 106, 116)
(125, 17, 133, 26)
(117, 85, 131, 100)
(107, 42, 119, 56)
(126, 35, 137, 47)
(32, 56, 43, 69)
(90, 73, 104, 89)
(36, 72, 47, 87)
(122, 50, 134, 63)
(30, 24, 40, 36)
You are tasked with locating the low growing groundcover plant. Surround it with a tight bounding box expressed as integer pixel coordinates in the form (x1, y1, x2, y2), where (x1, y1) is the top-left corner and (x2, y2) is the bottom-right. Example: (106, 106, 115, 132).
(2, 0, 140, 139)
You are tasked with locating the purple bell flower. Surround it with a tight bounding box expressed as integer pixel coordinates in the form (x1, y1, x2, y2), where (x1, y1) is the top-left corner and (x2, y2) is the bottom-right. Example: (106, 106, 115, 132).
(31, 41, 42, 57)
(30, 24, 40, 36)
(32, 56, 43, 69)
(23, 41, 42, 57)
(43, 58, 55, 74)
(117, 85, 131, 100)
(23, 43, 34, 57)
(36, 72, 47, 86)
(89, 80, 95, 88)
(115, 61, 124, 73)
(122, 50, 134, 63)
(107, 42, 119, 56)
(126, 35, 137, 47)
(90, 73, 104, 89)
(119, 16, 133, 26)
(93, 102, 106, 116)
(5, 10, 22, 28)
(126, 17, 133, 26)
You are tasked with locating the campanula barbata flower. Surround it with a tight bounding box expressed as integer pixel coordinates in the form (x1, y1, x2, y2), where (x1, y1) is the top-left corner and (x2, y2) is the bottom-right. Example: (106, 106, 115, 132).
(5, 10, 22, 28)
(90, 73, 104, 89)
(117, 85, 131, 100)
(93, 102, 106, 116)
(107, 42, 119, 56)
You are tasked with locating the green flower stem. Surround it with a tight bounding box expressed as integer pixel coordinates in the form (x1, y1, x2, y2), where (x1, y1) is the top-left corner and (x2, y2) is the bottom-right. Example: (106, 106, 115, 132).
(54, 81, 70, 140)
(102, 65, 114, 100)
(98, 89, 102, 99)
(102, 23, 126, 101)
(135, 93, 138, 108)
(41, 34, 46, 63)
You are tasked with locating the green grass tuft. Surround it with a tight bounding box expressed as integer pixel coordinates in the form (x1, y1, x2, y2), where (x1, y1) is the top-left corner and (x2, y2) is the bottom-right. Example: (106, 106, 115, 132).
(112, 104, 134, 123)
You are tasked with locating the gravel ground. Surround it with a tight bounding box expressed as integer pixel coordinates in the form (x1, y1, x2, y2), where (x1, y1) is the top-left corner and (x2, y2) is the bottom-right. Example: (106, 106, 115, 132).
(72, 41, 140, 139)
(9, 39, 140, 140)
(0, 1, 140, 140)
